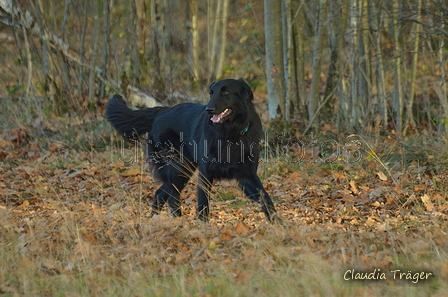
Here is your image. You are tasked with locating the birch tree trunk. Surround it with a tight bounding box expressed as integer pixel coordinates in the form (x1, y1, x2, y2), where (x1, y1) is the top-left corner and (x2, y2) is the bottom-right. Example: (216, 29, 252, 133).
(209, 0, 222, 80)
(373, 0, 388, 129)
(405, 0, 422, 132)
(125, 0, 141, 86)
(348, 0, 359, 127)
(153, 0, 166, 91)
(215, 0, 229, 80)
(208, 0, 230, 81)
(324, 0, 348, 119)
(186, 0, 200, 82)
(88, 1, 100, 104)
(135, 0, 150, 52)
(392, 0, 404, 133)
(78, 0, 88, 96)
(100, 0, 111, 98)
(291, 2, 306, 116)
(435, 11, 448, 133)
(284, 0, 295, 120)
(358, 0, 370, 122)
(264, 0, 286, 119)
(308, 0, 328, 125)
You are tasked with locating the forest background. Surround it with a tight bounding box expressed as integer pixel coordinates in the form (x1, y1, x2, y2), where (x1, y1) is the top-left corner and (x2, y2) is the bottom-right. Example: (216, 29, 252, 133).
(0, 0, 448, 296)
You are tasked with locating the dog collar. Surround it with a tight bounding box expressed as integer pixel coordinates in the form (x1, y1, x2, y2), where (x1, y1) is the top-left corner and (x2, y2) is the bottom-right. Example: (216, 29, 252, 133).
(240, 123, 250, 135)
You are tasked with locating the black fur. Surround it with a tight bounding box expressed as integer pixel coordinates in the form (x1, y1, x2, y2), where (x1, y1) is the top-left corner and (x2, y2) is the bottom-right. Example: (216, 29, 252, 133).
(106, 78, 280, 223)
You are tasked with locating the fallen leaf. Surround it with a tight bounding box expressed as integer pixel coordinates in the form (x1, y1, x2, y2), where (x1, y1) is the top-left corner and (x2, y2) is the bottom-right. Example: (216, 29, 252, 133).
(20, 200, 30, 209)
(121, 168, 141, 177)
(222, 258, 233, 266)
(377, 171, 388, 181)
(235, 222, 250, 236)
(111, 162, 125, 169)
(365, 216, 376, 227)
(371, 201, 381, 207)
(349, 180, 359, 194)
(421, 194, 435, 212)
(414, 184, 425, 192)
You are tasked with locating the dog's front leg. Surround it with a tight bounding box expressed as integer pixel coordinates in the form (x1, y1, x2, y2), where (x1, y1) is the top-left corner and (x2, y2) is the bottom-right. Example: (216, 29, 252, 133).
(240, 176, 282, 224)
(197, 173, 213, 222)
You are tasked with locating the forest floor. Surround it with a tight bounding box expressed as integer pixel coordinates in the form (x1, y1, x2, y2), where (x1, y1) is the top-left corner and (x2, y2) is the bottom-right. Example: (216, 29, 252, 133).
(0, 110, 448, 296)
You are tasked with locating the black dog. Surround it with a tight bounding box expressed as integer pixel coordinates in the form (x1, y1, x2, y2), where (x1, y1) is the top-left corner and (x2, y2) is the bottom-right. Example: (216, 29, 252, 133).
(106, 78, 280, 223)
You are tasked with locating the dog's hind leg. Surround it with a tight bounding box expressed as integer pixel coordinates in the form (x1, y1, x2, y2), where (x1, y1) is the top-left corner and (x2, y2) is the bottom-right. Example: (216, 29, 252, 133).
(239, 176, 282, 223)
(151, 175, 190, 217)
(167, 175, 190, 216)
(197, 174, 213, 222)
(151, 184, 170, 216)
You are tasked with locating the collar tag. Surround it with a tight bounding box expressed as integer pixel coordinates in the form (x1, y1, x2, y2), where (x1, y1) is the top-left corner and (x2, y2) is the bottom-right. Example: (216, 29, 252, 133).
(240, 123, 250, 135)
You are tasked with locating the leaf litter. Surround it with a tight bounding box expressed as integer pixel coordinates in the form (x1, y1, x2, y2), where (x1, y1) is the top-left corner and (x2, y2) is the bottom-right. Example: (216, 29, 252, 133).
(0, 129, 447, 296)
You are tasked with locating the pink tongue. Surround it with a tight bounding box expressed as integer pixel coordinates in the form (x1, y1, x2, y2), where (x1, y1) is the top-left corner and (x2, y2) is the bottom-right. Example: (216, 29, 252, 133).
(210, 115, 220, 123)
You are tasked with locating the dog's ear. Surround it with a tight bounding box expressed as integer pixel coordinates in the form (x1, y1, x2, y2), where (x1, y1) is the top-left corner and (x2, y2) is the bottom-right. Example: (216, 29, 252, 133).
(238, 78, 254, 101)
(209, 81, 217, 92)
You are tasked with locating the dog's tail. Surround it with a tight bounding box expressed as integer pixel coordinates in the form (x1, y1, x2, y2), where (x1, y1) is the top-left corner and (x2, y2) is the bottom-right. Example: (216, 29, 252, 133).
(106, 94, 167, 140)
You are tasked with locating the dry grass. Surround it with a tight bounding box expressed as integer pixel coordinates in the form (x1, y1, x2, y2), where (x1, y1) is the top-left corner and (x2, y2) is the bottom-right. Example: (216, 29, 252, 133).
(0, 106, 448, 297)
(1, 209, 447, 296)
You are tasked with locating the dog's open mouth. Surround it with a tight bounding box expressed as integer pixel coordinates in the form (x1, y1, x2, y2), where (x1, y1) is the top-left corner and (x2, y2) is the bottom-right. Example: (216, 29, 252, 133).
(210, 108, 232, 123)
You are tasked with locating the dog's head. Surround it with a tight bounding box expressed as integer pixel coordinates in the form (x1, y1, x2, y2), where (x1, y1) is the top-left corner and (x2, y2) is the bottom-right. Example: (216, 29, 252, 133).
(205, 78, 254, 124)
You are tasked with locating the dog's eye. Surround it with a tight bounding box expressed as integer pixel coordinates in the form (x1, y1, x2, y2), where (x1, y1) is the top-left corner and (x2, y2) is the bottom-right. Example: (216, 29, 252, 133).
(221, 91, 229, 96)
(209, 90, 214, 96)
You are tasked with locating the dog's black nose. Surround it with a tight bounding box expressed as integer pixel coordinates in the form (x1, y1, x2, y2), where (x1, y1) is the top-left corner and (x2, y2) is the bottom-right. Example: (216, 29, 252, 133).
(205, 107, 215, 114)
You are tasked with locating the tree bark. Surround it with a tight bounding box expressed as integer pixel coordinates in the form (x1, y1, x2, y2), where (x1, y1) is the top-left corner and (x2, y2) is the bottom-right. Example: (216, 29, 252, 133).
(436, 10, 448, 133)
(292, 2, 307, 118)
(153, 0, 166, 91)
(392, 0, 404, 133)
(186, 0, 200, 82)
(264, 0, 286, 119)
(348, 0, 359, 127)
(100, 0, 111, 98)
(308, 0, 328, 125)
(373, 0, 387, 129)
(215, 0, 230, 80)
(405, 0, 422, 132)
(358, 0, 370, 122)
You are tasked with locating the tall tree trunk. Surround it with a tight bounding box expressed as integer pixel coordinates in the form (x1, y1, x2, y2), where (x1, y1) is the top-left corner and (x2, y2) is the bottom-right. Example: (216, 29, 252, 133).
(36, 0, 62, 114)
(186, 0, 199, 82)
(88, 0, 100, 104)
(392, 0, 404, 134)
(348, 0, 359, 127)
(209, 0, 223, 80)
(22, 22, 32, 112)
(324, 0, 348, 120)
(284, 0, 295, 120)
(125, 0, 141, 86)
(435, 10, 448, 133)
(78, 0, 88, 96)
(308, 0, 328, 125)
(358, 0, 370, 123)
(405, 0, 422, 132)
(61, 0, 70, 95)
(292, 2, 306, 117)
(135, 0, 150, 52)
(207, 0, 230, 81)
(215, 0, 230, 80)
(153, 0, 166, 91)
(373, 0, 387, 130)
(100, 0, 111, 98)
(264, 0, 286, 119)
